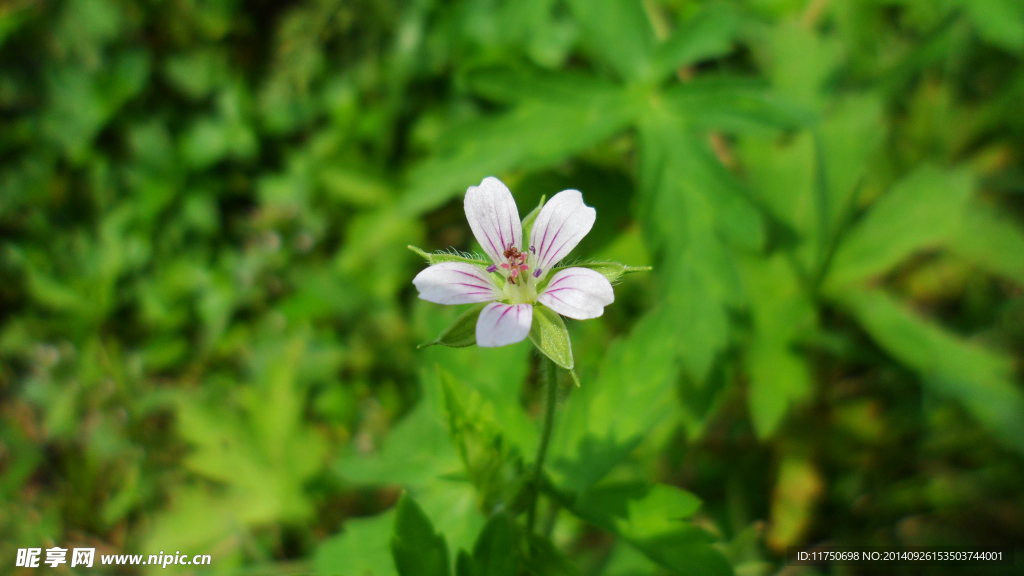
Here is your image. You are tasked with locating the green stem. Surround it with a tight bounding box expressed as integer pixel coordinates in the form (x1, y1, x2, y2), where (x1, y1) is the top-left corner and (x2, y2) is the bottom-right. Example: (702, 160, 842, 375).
(527, 355, 558, 532)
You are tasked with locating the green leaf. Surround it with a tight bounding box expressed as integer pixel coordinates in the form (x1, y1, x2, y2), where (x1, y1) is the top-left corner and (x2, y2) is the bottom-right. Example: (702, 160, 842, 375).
(663, 79, 813, 133)
(840, 288, 1024, 455)
(335, 368, 460, 487)
(391, 493, 451, 576)
(522, 533, 579, 576)
(553, 435, 643, 494)
(141, 487, 243, 556)
(147, 338, 327, 552)
(321, 166, 392, 206)
(337, 212, 425, 299)
(553, 261, 652, 284)
(668, 265, 729, 383)
(415, 302, 538, 456)
(825, 166, 973, 291)
(419, 304, 488, 349)
(618, 484, 702, 538)
(602, 542, 662, 576)
(737, 130, 818, 270)
(409, 245, 492, 269)
(457, 512, 518, 576)
(816, 95, 886, 234)
(471, 514, 516, 576)
(638, 115, 763, 253)
(765, 18, 843, 110)
(572, 482, 702, 538)
(627, 525, 733, 576)
(400, 88, 637, 215)
(649, 6, 739, 80)
(164, 49, 229, 100)
(414, 482, 487, 565)
(438, 369, 525, 512)
(746, 341, 810, 439)
(520, 195, 546, 243)
(564, 0, 656, 81)
(636, 115, 754, 383)
(947, 201, 1024, 286)
(564, 482, 731, 576)
(551, 309, 678, 483)
(455, 551, 474, 576)
(467, 67, 610, 106)
(316, 510, 398, 576)
(529, 305, 574, 370)
(740, 255, 815, 438)
(956, 0, 1024, 52)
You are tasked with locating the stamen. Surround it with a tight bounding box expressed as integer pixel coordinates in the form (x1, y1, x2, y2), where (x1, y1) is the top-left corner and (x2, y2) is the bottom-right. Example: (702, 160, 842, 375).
(533, 268, 542, 278)
(529, 245, 535, 254)
(486, 265, 497, 273)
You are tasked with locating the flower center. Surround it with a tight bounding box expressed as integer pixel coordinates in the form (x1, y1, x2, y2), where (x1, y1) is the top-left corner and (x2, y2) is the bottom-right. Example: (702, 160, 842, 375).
(501, 247, 529, 284)
(485, 245, 541, 304)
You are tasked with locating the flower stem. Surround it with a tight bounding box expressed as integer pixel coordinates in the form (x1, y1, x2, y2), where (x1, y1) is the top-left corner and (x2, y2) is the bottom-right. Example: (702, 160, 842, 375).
(528, 355, 558, 532)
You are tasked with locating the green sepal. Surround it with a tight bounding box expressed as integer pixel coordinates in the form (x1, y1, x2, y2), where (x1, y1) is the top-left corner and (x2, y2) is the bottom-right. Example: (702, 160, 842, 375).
(520, 195, 546, 243)
(529, 305, 574, 370)
(568, 369, 581, 387)
(391, 492, 451, 576)
(553, 261, 652, 284)
(409, 245, 492, 268)
(419, 303, 487, 349)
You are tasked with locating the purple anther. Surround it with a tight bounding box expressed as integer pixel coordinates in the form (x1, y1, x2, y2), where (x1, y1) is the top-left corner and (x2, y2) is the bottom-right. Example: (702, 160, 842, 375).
(529, 245, 536, 254)
(533, 268, 542, 278)
(486, 265, 497, 273)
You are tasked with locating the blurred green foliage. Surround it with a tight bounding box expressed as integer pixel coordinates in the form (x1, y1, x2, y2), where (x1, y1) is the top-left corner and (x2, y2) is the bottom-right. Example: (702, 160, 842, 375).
(2, 0, 1024, 575)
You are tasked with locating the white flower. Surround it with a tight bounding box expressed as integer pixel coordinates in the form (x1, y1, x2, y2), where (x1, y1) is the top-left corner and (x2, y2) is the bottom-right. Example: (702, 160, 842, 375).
(413, 177, 615, 347)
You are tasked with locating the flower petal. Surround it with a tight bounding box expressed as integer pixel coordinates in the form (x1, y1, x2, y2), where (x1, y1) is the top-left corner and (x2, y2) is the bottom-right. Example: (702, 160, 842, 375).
(528, 189, 596, 276)
(465, 176, 523, 266)
(537, 267, 614, 320)
(413, 262, 500, 305)
(476, 302, 533, 347)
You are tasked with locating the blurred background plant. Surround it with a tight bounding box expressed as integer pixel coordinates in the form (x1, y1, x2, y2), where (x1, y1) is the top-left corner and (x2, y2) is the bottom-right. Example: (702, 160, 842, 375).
(2, 0, 1023, 575)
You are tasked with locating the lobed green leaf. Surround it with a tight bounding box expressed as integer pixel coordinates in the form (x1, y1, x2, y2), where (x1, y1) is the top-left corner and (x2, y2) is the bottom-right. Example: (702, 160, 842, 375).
(649, 6, 739, 81)
(825, 166, 973, 290)
(316, 510, 398, 576)
(559, 481, 731, 576)
(948, 201, 1024, 286)
(840, 288, 1024, 455)
(564, 0, 656, 82)
(455, 512, 518, 576)
(391, 493, 451, 576)
(740, 255, 815, 439)
(399, 84, 637, 215)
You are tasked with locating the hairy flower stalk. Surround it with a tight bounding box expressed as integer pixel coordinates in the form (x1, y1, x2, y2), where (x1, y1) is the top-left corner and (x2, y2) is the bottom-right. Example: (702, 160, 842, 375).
(411, 176, 649, 533)
(528, 355, 559, 532)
